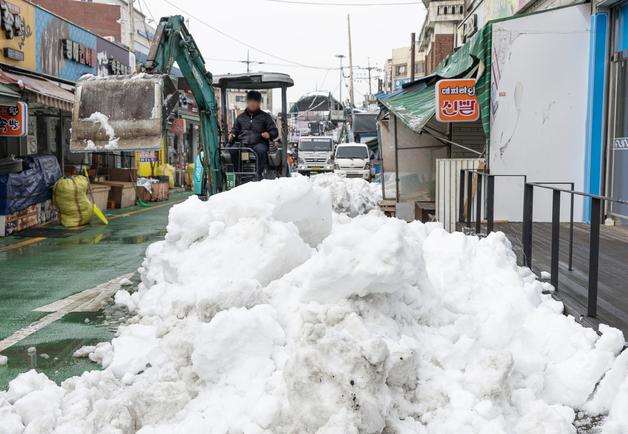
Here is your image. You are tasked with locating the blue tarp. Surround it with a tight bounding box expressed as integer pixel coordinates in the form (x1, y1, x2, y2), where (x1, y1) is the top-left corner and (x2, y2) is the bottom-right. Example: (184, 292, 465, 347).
(0, 155, 62, 215)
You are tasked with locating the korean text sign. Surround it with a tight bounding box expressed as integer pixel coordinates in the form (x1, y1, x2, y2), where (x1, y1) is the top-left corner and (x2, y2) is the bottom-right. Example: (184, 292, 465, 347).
(435, 79, 479, 123)
(0, 101, 27, 136)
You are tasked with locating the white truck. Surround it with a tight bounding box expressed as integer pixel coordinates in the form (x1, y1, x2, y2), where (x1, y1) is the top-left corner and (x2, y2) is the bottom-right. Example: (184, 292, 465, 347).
(297, 136, 335, 175)
(333, 143, 371, 180)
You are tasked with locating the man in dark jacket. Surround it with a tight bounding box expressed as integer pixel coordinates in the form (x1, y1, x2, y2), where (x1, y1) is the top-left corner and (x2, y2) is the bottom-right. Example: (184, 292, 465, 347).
(228, 90, 278, 178)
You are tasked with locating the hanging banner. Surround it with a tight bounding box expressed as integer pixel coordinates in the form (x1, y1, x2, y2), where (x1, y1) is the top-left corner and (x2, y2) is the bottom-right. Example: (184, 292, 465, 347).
(435, 78, 480, 123)
(0, 101, 28, 136)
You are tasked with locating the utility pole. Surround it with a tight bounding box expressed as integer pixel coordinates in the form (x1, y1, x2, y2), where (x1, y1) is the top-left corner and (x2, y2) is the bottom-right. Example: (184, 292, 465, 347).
(410, 32, 416, 82)
(335, 54, 345, 105)
(241, 50, 264, 72)
(347, 14, 355, 109)
(128, 0, 135, 52)
(365, 58, 377, 98)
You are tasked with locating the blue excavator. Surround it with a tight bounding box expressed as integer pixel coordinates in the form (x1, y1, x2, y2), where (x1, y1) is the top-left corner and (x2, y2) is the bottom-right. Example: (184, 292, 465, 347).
(70, 15, 293, 196)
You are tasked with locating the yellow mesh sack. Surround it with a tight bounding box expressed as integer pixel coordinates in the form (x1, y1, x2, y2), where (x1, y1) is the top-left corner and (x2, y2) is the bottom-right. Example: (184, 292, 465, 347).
(53, 176, 93, 227)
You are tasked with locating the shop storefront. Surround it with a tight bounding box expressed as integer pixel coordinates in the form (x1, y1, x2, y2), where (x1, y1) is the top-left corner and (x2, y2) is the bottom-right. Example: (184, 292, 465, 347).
(606, 3, 628, 222)
(0, 0, 131, 235)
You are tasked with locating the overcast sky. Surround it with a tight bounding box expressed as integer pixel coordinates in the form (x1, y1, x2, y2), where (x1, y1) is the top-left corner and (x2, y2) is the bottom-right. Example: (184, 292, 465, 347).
(144, 0, 425, 111)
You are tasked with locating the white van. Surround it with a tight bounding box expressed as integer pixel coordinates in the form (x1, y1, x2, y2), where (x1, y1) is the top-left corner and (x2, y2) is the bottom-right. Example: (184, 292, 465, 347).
(333, 143, 371, 180)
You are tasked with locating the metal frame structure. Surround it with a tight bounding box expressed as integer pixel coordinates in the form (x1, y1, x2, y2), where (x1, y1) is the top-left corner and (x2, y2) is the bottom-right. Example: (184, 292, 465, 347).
(213, 72, 294, 177)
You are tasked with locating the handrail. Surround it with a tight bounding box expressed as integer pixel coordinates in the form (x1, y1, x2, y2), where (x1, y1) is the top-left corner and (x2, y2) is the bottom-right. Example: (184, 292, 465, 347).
(528, 182, 628, 204)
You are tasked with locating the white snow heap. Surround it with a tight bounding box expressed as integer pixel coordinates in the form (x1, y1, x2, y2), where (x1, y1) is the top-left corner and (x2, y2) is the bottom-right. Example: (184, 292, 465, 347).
(86, 111, 119, 150)
(1, 173, 628, 434)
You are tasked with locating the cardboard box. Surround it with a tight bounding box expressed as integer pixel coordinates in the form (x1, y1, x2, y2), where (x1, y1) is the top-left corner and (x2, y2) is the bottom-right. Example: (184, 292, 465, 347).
(0, 200, 58, 237)
(90, 184, 111, 211)
(94, 181, 136, 208)
(135, 182, 169, 202)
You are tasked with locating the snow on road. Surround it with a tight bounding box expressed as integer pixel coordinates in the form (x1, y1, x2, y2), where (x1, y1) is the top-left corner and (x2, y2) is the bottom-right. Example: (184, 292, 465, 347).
(1, 174, 628, 434)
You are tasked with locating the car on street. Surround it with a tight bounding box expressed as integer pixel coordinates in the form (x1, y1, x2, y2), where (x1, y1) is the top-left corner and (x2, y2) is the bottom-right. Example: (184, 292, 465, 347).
(333, 142, 371, 180)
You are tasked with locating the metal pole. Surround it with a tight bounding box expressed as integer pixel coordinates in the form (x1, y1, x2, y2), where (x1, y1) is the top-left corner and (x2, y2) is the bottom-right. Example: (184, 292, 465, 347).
(466, 171, 472, 228)
(522, 183, 534, 268)
(486, 175, 495, 233)
(569, 183, 574, 271)
(347, 14, 355, 109)
(336, 55, 344, 106)
(394, 116, 400, 202)
(220, 87, 228, 145)
(410, 32, 416, 82)
(551, 189, 561, 291)
(458, 170, 465, 224)
(475, 173, 482, 234)
(281, 86, 288, 177)
(367, 58, 373, 97)
(588, 197, 601, 317)
(127, 0, 135, 52)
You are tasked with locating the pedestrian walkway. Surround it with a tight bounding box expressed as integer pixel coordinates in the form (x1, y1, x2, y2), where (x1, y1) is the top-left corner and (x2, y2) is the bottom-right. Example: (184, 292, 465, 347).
(0, 191, 191, 388)
(497, 222, 628, 337)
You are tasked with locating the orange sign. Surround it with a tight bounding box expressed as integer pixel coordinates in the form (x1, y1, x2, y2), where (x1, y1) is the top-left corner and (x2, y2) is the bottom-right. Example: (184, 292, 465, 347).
(0, 101, 27, 136)
(435, 79, 479, 123)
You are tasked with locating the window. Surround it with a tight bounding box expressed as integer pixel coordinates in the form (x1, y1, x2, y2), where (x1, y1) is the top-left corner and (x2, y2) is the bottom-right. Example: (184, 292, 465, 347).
(395, 64, 407, 76)
(335, 145, 369, 159)
(414, 62, 424, 74)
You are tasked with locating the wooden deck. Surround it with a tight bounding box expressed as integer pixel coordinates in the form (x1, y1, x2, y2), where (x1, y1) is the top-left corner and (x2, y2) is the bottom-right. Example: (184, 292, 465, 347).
(493, 222, 628, 336)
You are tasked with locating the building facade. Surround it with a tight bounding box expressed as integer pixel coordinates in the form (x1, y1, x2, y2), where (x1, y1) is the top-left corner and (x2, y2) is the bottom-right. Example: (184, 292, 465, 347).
(388, 46, 425, 92)
(418, 0, 464, 74)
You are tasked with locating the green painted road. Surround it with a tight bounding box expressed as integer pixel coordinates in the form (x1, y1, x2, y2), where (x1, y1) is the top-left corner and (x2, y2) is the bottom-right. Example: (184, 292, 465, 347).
(0, 191, 190, 388)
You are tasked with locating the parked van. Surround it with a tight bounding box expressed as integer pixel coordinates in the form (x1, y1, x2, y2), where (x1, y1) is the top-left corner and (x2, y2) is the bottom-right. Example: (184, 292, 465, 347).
(333, 143, 371, 180)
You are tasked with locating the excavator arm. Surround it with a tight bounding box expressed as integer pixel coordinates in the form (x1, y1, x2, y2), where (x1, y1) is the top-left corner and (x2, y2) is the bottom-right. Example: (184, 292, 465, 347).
(145, 16, 222, 195)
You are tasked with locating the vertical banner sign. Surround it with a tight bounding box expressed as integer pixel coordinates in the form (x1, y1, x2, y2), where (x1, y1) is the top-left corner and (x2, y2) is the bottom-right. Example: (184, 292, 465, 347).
(0, 101, 28, 136)
(435, 78, 480, 123)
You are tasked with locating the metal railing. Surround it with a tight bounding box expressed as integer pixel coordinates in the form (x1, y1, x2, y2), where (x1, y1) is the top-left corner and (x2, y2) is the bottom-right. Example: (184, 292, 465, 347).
(523, 183, 628, 317)
(458, 168, 628, 319)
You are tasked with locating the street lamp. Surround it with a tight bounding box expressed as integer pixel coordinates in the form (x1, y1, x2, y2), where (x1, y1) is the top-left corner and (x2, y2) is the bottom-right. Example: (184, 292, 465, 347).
(335, 54, 345, 106)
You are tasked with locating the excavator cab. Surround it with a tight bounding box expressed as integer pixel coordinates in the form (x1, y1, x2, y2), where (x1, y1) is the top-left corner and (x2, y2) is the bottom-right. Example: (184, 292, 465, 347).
(213, 72, 294, 185)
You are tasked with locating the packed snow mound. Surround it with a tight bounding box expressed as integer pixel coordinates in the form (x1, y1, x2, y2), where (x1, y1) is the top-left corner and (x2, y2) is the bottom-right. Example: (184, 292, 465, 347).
(311, 172, 382, 216)
(1, 174, 627, 434)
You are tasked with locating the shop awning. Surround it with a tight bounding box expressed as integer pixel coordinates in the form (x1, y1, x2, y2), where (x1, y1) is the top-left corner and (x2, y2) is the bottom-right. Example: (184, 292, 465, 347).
(0, 69, 74, 112)
(0, 83, 20, 105)
(378, 25, 492, 135)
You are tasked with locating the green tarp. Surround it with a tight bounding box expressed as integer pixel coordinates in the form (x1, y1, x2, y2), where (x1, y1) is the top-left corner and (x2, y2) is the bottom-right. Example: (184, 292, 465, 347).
(378, 25, 492, 136)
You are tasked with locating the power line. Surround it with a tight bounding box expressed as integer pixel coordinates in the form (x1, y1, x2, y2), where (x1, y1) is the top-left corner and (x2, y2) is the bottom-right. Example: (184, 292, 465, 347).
(159, 0, 338, 71)
(263, 0, 419, 5)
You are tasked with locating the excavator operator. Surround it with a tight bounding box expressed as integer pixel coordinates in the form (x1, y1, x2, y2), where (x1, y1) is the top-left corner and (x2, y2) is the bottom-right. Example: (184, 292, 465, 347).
(228, 90, 278, 178)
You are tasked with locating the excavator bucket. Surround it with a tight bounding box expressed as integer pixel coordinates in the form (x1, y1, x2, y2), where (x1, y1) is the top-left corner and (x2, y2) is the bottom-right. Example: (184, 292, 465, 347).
(70, 74, 179, 152)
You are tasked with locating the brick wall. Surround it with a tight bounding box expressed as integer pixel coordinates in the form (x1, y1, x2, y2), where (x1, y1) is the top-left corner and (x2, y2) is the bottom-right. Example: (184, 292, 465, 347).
(30, 0, 122, 42)
(426, 34, 455, 74)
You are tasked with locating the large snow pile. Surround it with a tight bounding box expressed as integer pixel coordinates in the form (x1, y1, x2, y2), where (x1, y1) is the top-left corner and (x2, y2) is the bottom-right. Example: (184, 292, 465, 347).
(1, 174, 628, 434)
(310, 173, 382, 217)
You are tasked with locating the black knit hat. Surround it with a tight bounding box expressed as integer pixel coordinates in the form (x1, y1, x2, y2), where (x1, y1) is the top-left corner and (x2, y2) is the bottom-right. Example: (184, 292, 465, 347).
(246, 90, 262, 102)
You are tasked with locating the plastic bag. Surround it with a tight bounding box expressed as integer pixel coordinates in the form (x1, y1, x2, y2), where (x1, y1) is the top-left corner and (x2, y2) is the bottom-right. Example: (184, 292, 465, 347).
(156, 164, 175, 188)
(53, 176, 93, 227)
